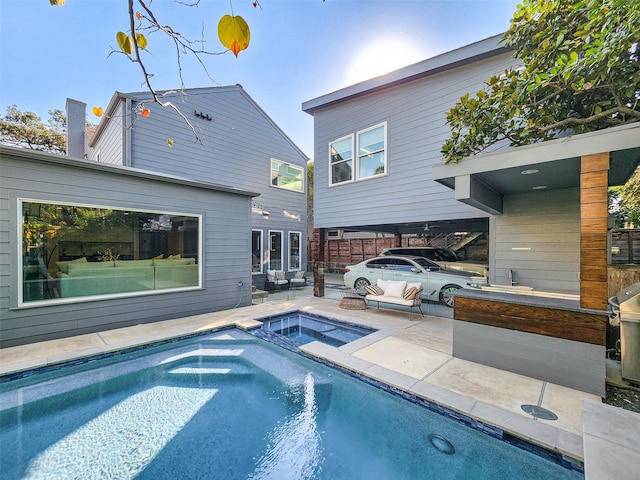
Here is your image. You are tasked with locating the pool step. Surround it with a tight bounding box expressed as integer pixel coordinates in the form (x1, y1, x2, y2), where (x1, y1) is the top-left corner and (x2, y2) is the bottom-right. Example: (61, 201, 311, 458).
(167, 361, 255, 378)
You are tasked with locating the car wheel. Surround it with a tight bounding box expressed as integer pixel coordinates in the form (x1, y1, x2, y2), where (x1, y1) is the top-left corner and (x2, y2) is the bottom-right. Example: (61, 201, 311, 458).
(439, 284, 461, 308)
(353, 277, 371, 293)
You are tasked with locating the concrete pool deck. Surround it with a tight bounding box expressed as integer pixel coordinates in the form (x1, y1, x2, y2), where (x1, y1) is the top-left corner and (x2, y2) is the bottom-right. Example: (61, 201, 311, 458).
(1, 283, 639, 479)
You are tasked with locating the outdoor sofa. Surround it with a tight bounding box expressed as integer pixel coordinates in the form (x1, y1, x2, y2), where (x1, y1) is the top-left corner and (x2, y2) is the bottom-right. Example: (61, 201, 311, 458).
(365, 279, 424, 320)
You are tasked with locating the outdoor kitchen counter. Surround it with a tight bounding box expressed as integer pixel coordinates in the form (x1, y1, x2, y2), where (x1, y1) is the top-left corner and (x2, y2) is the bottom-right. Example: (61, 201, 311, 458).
(450, 288, 610, 396)
(452, 288, 610, 316)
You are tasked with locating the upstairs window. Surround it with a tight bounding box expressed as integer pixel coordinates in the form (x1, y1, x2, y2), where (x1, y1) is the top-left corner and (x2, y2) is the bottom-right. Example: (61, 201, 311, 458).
(271, 159, 304, 192)
(329, 123, 386, 185)
(329, 135, 353, 185)
(358, 124, 386, 179)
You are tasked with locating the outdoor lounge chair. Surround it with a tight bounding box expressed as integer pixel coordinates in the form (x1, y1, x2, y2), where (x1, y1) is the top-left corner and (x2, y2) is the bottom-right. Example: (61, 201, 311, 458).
(265, 270, 289, 291)
(289, 270, 306, 289)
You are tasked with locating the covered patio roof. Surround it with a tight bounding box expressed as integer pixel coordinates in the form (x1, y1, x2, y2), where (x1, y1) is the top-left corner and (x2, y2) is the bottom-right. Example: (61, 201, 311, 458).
(431, 122, 640, 215)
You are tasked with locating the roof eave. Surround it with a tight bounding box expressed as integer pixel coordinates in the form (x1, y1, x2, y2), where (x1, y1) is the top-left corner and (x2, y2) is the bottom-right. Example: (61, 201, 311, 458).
(302, 34, 511, 114)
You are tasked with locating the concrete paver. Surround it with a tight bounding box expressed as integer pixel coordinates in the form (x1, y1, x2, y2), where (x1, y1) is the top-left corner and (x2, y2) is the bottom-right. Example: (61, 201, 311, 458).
(1, 281, 636, 477)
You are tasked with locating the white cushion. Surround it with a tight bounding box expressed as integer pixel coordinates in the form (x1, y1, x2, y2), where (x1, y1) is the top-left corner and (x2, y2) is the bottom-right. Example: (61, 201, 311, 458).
(377, 279, 389, 291)
(384, 280, 407, 298)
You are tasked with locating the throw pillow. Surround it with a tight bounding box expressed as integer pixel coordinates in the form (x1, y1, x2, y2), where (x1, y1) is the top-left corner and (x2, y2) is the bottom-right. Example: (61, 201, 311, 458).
(275, 271, 286, 280)
(294, 271, 305, 279)
(384, 280, 407, 298)
(403, 286, 418, 300)
(365, 285, 384, 295)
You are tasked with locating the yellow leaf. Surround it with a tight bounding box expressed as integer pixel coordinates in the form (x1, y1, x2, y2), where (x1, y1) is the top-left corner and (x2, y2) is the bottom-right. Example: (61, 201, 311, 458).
(218, 14, 250, 57)
(167, 139, 174, 148)
(117, 31, 133, 55)
(49, 0, 66, 5)
(92, 106, 103, 117)
(140, 109, 150, 117)
(136, 11, 141, 20)
(136, 33, 148, 50)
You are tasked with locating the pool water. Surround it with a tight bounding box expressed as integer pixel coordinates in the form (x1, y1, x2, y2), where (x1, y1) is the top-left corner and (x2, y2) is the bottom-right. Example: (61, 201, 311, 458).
(258, 311, 376, 347)
(0, 329, 583, 479)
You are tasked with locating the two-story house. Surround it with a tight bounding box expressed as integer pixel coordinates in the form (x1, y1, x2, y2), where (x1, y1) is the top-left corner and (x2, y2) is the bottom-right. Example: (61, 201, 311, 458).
(67, 85, 309, 289)
(302, 34, 638, 296)
(303, 34, 640, 396)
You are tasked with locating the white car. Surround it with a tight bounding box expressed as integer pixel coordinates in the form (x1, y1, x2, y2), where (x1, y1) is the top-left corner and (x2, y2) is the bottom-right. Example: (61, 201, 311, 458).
(343, 255, 487, 307)
(381, 247, 488, 277)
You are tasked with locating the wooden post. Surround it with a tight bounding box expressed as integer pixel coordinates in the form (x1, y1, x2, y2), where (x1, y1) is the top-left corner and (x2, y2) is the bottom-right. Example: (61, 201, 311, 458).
(314, 228, 325, 297)
(580, 153, 610, 310)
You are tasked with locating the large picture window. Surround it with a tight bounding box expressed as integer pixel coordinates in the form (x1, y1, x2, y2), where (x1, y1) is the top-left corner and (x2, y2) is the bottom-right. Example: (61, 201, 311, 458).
(289, 231, 301, 271)
(271, 159, 304, 192)
(329, 123, 386, 185)
(21, 200, 201, 304)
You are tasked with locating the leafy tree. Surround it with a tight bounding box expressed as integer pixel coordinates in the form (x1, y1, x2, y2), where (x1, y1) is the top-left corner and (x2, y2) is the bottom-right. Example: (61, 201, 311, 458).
(0, 105, 67, 154)
(442, 0, 640, 164)
(609, 166, 640, 227)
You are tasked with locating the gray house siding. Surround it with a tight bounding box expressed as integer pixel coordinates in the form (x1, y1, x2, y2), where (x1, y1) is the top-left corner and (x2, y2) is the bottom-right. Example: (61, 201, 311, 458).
(0, 146, 256, 347)
(86, 99, 126, 165)
(85, 86, 308, 280)
(490, 188, 581, 292)
(310, 51, 519, 229)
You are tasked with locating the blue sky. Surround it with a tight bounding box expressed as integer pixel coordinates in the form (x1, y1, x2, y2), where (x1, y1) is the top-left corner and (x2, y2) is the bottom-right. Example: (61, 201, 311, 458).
(0, 0, 519, 157)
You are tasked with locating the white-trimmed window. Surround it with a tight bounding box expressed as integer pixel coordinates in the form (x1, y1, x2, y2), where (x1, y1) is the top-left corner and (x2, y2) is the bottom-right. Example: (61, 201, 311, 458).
(252, 230, 263, 273)
(20, 200, 201, 305)
(271, 159, 304, 192)
(268, 230, 283, 270)
(329, 123, 386, 185)
(329, 135, 354, 185)
(289, 231, 301, 271)
(357, 123, 386, 179)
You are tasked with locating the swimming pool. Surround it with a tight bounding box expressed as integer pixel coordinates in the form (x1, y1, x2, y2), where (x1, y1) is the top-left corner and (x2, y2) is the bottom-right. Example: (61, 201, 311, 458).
(256, 311, 376, 348)
(0, 329, 583, 479)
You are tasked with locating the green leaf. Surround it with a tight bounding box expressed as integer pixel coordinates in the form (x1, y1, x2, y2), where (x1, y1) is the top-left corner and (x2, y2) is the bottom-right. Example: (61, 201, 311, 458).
(218, 14, 250, 57)
(117, 31, 133, 55)
(136, 33, 148, 50)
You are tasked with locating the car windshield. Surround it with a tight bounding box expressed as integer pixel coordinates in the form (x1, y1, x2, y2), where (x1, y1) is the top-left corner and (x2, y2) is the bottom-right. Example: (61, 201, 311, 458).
(435, 249, 461, 261)
(412, 257, 441, 270)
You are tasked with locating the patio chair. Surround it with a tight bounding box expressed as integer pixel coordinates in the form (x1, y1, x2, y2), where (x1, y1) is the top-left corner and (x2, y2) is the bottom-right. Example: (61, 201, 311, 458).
(289, 270, 306, 289)
(265, 270, 289, 291)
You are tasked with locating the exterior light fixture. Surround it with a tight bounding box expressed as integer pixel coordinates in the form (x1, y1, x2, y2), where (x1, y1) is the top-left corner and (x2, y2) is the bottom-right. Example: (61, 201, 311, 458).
(521, 169, 539, 175)
(532, 185, 547, 190)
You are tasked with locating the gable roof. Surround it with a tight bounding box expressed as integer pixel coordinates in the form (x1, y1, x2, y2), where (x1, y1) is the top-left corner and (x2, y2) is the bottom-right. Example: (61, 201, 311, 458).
(302, 34, 512, 114)
(90, 85, 309, 161)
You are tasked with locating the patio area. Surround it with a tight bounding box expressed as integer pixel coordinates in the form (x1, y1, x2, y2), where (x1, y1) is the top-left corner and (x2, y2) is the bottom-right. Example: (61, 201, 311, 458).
(1, 277, 639, 479)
